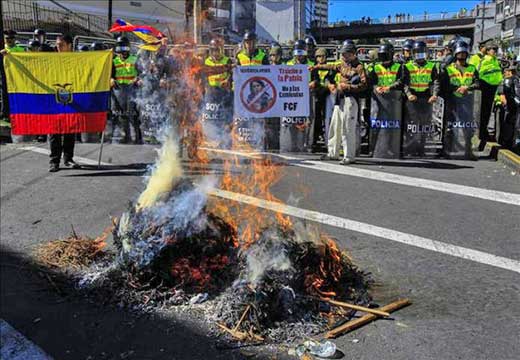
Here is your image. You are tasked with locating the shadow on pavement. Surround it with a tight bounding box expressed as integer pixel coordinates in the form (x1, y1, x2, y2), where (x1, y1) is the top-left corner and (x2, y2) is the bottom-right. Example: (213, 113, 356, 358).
(63, 164, 150, 177)
(0, 247, 261, 360)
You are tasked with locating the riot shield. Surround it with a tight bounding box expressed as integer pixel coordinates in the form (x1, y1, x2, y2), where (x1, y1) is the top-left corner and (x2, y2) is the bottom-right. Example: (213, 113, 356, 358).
(201, 87, 233, 148)
(280, 116, 309, 153)
(443, 92, 478, 159)
(402, 97, 434, 157)
(233, 117, 264, 150)
(264, 117, 280, 151)
(369, 90, 403, 158)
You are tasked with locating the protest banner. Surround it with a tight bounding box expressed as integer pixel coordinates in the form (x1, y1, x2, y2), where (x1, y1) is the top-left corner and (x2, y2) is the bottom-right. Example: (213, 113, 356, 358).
(233, 65, 309, 118)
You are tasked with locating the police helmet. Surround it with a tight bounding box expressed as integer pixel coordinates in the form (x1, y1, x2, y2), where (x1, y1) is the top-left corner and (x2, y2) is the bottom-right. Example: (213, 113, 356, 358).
(115, 36, 130, 53)
(453, 41, 469, 56)
(293, 39, 307, 56)
(448, 36, 464, 50)
(340, 39, 356, 54)
(116, 36, 130, 46)
(304, 35, 317, 49)
(403, 39, 414, 51)
(378, 43, 394, 62)
(78, 45, 90, 52)
(34, 29, 46, 36)
(91, 42, 104, 51)
(209, 38, 221, 50)
(269, 43, 282, 56)
(4, 30, 17, 38)
(28, 39, 41, 49)
(412, 41, 428, 60)
(243, 30, 256, 41)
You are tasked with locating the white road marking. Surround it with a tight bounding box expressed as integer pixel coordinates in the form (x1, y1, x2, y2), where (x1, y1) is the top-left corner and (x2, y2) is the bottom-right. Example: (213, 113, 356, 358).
(0, 319, 53, 359)
(20, 146, 111, 166)
(209, 188, 520, 274)
(202, 148, 520, 207)
(18, 145, 520, 272)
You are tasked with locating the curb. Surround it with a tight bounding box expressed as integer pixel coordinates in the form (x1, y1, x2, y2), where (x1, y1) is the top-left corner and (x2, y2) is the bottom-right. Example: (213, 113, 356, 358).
(485, 142, 520, 174)
(0, 319, 54, 360)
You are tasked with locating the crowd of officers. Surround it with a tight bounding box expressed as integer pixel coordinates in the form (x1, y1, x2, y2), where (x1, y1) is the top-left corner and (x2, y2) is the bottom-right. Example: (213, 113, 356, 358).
(2, 29, 520, 170)
(199, 32, 520, 163)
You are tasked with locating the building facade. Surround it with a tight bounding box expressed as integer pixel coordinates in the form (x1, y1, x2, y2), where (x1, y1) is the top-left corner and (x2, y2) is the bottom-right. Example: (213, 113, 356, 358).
(495, 0, 520, 54)
(472, 0, 501, 51)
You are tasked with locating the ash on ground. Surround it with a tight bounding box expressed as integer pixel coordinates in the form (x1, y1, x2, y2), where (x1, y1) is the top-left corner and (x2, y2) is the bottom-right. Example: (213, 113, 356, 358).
(75, 179, 371, 344)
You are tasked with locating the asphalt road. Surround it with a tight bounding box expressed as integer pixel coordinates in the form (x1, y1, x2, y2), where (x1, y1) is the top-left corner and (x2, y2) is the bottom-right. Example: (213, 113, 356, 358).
(1, 142, 519, 360)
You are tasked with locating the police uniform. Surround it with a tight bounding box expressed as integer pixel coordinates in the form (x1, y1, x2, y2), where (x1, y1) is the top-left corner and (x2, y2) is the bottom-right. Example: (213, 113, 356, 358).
(478, 52, 503, 147)
(236, 48, 269, 66)
(441, 61, 480, 159)
(497, 68, 519, 150)
(313, 54, 337, 151)
(202, 53, 233, 147)
(111, 54, 141, 143)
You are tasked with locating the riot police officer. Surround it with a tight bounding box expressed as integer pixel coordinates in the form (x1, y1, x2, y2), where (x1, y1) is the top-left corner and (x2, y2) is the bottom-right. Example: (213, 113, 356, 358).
(201, 38, 233, 147)
(33, 29, 53, 52)
(402, 41, 441, 156)
(110, 36, 142, 144)
(304, 35, 317, 62)
(236, 31, 269, 66)
(369, 43, 404, 158)
(441, 41, 480, 160)
(401, 39, 415, 64)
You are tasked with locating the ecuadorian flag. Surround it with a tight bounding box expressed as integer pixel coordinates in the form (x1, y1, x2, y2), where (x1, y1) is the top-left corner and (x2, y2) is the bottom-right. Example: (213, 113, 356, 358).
(4, 51, 113, 135)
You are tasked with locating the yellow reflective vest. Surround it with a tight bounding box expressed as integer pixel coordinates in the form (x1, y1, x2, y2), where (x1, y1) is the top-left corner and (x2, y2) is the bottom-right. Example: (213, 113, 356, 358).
(113, 55, 138, 85)
(405, 61, 434, 92)
(236, 49, 266, 66)
(5, 44, 25, 53)
(374, 62, 401, 86)
(446, 63, 477, 97)
(204, 55, 230, 88)
(479, 55, 503, 86)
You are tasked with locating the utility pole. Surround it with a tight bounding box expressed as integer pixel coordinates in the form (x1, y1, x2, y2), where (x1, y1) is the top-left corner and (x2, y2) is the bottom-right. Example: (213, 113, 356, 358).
(193, 0, 202, 44)
(0, 0, 4, 50)
(108, 0, 113, 30)
(480, 0, 486, 42)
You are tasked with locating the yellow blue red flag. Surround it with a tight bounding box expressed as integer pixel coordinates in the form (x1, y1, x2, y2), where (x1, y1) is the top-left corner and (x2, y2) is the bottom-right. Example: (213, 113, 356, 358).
(3, 50, 113, 135)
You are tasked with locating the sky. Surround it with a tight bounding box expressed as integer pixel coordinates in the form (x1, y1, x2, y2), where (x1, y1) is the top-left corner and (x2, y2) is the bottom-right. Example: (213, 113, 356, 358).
(329, 0, 482, 22)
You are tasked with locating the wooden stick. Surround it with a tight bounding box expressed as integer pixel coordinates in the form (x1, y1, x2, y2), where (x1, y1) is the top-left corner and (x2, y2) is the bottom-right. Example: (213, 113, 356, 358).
(321, 298, 390, 317)
(216, 322, 264, 342)
(325, 298, 411, 339)
(232, 304, 251, 332)
(217, 323, 247, 341)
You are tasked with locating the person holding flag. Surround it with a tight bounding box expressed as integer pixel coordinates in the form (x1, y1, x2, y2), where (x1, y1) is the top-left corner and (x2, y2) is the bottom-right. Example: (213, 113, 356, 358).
(3, 33, 112, 171)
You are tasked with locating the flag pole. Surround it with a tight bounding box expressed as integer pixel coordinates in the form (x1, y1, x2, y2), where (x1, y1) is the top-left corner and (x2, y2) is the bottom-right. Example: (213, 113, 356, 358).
(98, 131, 105, 168)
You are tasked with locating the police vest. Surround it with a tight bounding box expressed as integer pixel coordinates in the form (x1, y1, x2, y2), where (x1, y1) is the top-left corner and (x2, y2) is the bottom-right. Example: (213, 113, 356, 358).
(114, 55, 138, 85)
(286, 58, 315, 81)
(204, 56, 230, 88)
(479, 55, 503, 86)
(468, 53, 484, 68)
(446, 63, 476, 98)
(364, 62, 375, 74)
(5, 44, 25, 53)
(236, 49, 266, 66)
(405, 61, 434, 92)
(318, 69, 331, 86)
(374, 62, 401, 87)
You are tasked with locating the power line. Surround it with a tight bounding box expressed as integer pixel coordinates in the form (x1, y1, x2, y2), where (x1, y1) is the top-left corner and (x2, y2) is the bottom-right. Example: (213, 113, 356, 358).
(152, 0, 184, 16)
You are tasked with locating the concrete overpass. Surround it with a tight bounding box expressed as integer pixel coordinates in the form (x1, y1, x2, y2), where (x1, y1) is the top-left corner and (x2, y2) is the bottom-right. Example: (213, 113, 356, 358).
(312, 17, 477, 42)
